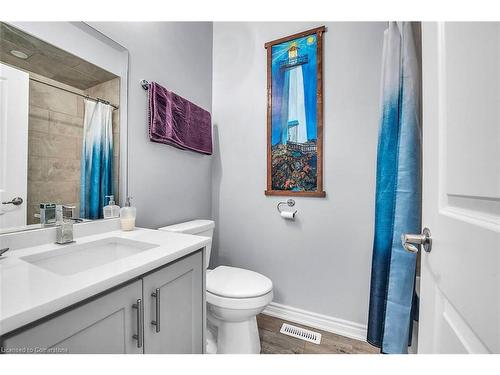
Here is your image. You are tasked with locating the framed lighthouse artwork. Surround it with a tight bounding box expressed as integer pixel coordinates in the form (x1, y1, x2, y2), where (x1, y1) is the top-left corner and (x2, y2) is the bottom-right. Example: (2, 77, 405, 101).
(265, 26, 326, 197)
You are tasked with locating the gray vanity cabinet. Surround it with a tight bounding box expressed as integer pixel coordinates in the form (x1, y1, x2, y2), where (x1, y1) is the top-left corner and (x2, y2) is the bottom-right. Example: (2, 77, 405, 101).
(142, 251, 203, 354)
(2, 280, 144, 354)
(1, 251, 204, 354)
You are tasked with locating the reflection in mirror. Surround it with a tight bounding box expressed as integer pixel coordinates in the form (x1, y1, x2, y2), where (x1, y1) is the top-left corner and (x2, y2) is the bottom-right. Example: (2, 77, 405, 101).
(0, 22, 121, 233)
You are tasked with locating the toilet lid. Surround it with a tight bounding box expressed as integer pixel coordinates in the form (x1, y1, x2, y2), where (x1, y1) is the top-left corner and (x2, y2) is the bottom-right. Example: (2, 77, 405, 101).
(207, 266, 273, 298)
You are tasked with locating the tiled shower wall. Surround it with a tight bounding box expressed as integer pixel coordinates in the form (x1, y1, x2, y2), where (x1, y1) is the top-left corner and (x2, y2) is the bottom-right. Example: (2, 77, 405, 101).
(27, 76, 120, 224)
(27, 78, 85, 224)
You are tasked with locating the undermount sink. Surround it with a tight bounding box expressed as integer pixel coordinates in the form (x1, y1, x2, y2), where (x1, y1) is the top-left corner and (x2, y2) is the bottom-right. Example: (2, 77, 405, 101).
(21, 237, 157, 276)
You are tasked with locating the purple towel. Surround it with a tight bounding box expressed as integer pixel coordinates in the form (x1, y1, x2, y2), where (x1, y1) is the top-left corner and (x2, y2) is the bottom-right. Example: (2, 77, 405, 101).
(148, 81, 212, 155)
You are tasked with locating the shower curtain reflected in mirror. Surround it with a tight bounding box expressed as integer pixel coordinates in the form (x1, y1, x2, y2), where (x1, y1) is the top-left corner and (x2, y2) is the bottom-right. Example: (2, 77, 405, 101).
(80, 100, 113, 220)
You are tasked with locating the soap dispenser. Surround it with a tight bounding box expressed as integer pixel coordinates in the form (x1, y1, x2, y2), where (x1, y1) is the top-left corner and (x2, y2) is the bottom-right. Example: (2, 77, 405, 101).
(103, 195, 120, 219)
(120, 197, 136, 231)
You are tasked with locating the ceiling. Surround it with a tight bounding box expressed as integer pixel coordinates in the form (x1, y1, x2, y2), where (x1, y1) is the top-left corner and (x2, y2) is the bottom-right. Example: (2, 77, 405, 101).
(0, 22, 117, 90)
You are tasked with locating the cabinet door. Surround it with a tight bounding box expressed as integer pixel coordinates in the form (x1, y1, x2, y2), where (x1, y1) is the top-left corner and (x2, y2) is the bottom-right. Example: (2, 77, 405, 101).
(143, 251, 203, 354)
(2, 280, 143, 354)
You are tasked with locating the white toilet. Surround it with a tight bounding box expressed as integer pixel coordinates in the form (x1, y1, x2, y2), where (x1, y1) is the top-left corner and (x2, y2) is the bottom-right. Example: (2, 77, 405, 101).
(158, 220, 273, 354)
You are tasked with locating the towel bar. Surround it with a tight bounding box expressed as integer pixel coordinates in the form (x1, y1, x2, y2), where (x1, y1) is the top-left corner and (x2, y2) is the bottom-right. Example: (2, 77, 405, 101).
(140, 80, 149, 90)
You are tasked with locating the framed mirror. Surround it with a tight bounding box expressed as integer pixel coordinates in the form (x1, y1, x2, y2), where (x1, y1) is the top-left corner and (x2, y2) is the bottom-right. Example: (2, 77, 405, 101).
(0, 22, 128, 234)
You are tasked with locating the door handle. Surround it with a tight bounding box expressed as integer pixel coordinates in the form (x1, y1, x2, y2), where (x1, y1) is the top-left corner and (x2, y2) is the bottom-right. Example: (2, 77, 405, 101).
(2, 197, 23, 206)
(151, 288, 160, 333)
(401, 228, 432, 253)
(132, 299, 143, 348)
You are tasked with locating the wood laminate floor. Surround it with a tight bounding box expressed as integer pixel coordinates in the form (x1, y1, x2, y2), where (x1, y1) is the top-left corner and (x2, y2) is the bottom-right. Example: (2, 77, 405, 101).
(257, 314, 380, 354)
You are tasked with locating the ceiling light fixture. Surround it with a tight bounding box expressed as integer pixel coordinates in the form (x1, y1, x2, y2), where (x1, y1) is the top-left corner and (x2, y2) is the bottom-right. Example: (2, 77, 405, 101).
(10, 50, 28, 59)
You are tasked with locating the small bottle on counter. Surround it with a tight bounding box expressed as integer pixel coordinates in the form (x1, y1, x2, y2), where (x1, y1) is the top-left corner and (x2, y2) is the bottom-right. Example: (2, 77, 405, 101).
(120, 197, 136, 231)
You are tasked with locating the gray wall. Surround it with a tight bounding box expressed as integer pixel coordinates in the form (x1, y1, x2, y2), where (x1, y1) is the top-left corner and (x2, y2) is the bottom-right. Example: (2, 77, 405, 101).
(90, 22, 213, 229)
(212, 22, 385, 325)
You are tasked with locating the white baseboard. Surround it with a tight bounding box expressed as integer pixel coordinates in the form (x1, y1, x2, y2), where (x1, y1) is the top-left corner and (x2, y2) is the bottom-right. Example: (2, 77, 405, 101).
(262, 302, 368, 342)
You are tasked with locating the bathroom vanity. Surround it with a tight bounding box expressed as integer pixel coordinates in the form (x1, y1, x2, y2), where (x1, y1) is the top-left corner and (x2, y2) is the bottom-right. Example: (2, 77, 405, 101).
(0, 220, 209, 354)
(0, 22, 212, 355)
(0, 22, 214, 354)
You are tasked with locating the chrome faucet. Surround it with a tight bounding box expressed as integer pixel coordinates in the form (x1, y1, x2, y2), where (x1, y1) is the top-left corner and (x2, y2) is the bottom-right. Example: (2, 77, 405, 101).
(55, 205, 77, 245)
(56, 220, 75, 244)
(35, 203, 57, 227)
(60, 205, 78, 221)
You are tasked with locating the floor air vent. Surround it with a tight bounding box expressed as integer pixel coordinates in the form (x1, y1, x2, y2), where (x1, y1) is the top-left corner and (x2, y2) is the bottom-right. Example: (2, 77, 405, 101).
(280, 323, 322, 344)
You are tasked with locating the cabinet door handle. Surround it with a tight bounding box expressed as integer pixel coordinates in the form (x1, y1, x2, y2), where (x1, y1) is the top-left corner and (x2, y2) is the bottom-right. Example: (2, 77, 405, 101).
(132, 299, 143, 348)
(151, 288, 160, 333)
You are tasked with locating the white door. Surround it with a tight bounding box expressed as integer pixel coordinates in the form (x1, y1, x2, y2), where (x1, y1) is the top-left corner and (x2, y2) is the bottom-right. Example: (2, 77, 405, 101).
(418, 22, 500, 353)
(0, 63, 29, 230)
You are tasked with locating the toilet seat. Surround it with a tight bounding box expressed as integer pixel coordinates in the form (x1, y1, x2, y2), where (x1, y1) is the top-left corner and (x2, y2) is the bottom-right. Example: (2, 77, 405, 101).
(207, 266, 273, 298)
(207, 289, 273, 310)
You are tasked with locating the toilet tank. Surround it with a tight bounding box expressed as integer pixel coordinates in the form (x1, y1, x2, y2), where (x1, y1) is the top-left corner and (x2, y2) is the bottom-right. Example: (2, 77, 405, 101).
(158, 220, 214, 268)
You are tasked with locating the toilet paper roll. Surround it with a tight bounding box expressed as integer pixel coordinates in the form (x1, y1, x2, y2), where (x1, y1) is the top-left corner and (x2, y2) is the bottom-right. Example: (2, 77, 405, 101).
(280, 210, 296, 220)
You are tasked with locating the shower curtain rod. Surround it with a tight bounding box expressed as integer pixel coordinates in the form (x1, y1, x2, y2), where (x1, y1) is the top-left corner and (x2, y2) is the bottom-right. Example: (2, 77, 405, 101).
(29, 77, 119, 110)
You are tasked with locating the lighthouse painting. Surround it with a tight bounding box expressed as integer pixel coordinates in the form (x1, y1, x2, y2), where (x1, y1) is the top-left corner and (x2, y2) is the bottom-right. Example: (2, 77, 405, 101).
(265, 27, 326, 197)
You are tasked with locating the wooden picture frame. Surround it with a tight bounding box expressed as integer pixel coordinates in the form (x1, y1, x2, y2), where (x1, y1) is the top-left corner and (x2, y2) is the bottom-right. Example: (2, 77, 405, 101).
(264, 26, 326, 197)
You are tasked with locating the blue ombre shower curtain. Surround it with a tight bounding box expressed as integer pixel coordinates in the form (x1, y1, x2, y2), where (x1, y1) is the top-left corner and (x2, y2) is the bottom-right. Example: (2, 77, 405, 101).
(80, 100, 113, 219)
(367, 22, 421, 354)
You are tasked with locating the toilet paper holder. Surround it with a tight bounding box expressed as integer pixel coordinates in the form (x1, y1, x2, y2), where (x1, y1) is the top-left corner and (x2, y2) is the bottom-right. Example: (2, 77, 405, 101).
(277, 199, 296, 214)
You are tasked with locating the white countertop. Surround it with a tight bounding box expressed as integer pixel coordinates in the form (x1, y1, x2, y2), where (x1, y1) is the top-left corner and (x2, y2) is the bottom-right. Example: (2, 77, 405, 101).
(0, 228, 210, 336)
